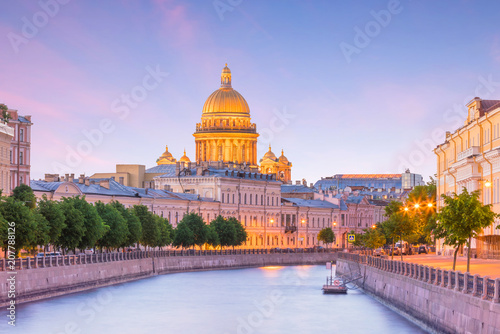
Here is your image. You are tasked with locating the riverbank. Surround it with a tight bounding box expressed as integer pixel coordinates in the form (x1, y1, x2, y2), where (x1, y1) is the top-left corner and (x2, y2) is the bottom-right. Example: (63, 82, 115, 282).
(0, 252, 336, 308)
(337, 254, 500, 334)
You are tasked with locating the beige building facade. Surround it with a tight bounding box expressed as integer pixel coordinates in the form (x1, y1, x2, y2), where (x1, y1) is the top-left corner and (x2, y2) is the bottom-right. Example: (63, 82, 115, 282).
(435, 97, 500, 258)
(0, 122, 14, 194)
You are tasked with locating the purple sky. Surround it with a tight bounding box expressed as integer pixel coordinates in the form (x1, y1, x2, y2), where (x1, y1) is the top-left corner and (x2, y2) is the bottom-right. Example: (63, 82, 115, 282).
(1, 0, 500, 184)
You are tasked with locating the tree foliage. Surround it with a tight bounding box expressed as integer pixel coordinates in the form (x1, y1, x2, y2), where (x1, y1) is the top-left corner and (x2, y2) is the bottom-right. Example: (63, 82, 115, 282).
(435, 188, 498, 271)
(133, 205, 159, 249)
(361, 227, 386, 249)
(317, 227, 335, 246)
(37, 194, 66, 249)
(11, 184, 37, 209)
(210, 215, 236, 249)
(95, 201, 128, 250)
(181, 213, 207, 249)
(110, 201, 142, 248)
(58, 199, 85, 253)
(0, 196, 36, 256)
(228, 217, 247, 248)
(172, 221, 194, 249)
(69, 196, 106, 250)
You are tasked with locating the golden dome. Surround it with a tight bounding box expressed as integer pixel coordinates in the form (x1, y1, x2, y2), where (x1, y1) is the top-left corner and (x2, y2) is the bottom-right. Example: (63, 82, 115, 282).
(279, 149, 289, 163)
(179, 149, 191, 163)
(262, 145, 277, 160)
(202, 64, 250, 114)
(157, 145, 177, 165)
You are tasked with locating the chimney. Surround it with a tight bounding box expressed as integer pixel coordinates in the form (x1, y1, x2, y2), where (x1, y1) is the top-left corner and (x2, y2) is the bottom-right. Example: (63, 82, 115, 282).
(65, 173, 69, 181)
(99, 180, 110, 189)
(310, 183, 313, 188)
(68, 174, 74, 182)
(85, 178, 90, 186)
(175, 162, 180, 175)
(295, 180, 300, 185)
(78, 174, 85, 184)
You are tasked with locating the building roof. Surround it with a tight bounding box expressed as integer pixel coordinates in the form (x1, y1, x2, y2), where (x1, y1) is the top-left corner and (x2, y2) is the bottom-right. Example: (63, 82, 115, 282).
(17, 115, 31, 123)
(282, 198, 340, 210)
(145, 164, 177, 174)
(482, 100, 500, 112)
(335, 174, 401, 179)
(31, 178, 215, 202)
(281, 184, 314, 193)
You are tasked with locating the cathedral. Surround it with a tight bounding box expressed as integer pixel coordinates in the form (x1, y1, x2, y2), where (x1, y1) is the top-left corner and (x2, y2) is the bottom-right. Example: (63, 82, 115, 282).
(156, 64, 292, 183)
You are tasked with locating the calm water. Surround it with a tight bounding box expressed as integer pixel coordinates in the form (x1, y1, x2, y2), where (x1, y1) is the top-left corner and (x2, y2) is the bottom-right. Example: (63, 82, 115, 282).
(1, 265, 427, 333)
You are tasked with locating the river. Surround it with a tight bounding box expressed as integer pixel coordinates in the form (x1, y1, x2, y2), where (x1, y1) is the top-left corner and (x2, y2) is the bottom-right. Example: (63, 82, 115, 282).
(0, 265, 427, 333)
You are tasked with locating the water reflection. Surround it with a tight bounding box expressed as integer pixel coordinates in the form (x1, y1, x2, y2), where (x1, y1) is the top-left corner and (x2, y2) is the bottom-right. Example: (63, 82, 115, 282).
(0, 265, 427, 333)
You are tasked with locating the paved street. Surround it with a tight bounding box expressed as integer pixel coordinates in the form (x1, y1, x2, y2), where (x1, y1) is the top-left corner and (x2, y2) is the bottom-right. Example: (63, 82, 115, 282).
(389, 254, 500, 279)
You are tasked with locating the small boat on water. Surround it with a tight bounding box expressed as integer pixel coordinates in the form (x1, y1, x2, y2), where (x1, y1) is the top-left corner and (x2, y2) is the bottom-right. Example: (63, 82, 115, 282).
(322, 277, 348, 294)
(322, 261, 348, 294)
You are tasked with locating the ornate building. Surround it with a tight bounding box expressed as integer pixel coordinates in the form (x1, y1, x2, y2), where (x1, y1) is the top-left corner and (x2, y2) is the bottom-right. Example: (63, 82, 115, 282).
(0, 122, 14, 194)
(435, 97, 500, 258)
(259, 145, 292, 183)
(193, 64, 259, 166)
(7, 108, 32, 190)
(156, 146, 178, 165)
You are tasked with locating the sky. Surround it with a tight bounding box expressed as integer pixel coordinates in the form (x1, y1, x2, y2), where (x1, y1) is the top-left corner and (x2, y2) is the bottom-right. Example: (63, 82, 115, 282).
(1, 0, 500, 184)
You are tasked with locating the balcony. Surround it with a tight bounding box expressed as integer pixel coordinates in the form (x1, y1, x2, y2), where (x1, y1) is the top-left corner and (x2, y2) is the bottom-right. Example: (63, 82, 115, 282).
(285, 225, 297, 233)
(457, 146, 480, 161)
(195, 123, 257, 134)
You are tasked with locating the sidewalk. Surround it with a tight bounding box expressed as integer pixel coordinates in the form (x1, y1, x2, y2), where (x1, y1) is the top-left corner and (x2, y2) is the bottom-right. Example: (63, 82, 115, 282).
(395, 254, 500, 279)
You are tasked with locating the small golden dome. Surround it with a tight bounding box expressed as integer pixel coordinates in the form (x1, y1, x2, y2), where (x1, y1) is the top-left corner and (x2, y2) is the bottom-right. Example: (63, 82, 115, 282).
(157, 145, 177, 165)
(179, 149, 191, 163)
(202, 64, 250, 114)
(263, 145, 277, 160)
(279, 149, 289, 163)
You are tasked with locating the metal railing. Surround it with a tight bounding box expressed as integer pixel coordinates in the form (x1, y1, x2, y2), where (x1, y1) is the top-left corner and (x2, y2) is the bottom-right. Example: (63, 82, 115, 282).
(338, 252, 500, 303)
(0, 248, 336, 271)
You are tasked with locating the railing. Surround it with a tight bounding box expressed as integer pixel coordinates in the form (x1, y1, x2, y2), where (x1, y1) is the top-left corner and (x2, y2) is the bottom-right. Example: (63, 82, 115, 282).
(457, 146, 480, 161)
(0, 248, 336, 271)
(285, 226, 297, 233)
(337, 252, 500, 304)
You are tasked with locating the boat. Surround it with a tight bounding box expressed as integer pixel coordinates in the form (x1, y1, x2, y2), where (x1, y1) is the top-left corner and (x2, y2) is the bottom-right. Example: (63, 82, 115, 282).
(322, 277, 348, 294)
(322, 261, 348, 294)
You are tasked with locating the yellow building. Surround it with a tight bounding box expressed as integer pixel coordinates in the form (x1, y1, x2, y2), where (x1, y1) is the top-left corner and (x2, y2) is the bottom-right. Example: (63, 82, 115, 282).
(193, 64, 259, 166)
(435, 97, 500, 258)
(259, 145, 292, 183)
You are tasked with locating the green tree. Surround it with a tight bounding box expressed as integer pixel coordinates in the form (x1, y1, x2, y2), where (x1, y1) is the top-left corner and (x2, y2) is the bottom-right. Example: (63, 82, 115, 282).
(30, 212, 50, 253)
(155, 215, 173, 249)
(0, 104, 11, 123)
(95, 201, 128, 251)
(382, 200, 417, 261)
(317, 227, 335, 247)
(110, 202, 142, 248)
(181, 213, 207, 249)
(435, 188, 498, 272)
(66, 196, 106, 250)
(133, 205, 159, 250)
(37, 195, 66, 252)
(405, 180, 437, 244)
(228, 217, 247, 249)
(361, 227, 386, 250)
(0, 196, 36, 256)
(172, 221, 195, 249)
(205, 224, 220, 249)
(11, 184, 36, 209)
(58, 199, 85, 254)
(210, 215, 236, 249)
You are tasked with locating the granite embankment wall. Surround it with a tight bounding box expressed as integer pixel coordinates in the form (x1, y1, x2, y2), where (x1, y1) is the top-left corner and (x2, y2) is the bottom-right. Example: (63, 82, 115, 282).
(336, 254, 500, 334)
(0, 252, 336, 307)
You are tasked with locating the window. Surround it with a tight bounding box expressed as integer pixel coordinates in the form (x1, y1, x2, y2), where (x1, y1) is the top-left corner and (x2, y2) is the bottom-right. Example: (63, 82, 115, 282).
(10, 150, 12, 163)
(272, 197, 274, 206)
(261, 195, 263, 205)
(232, 194, 235, 204)
(227, 193, 229, 203)
(255, 194, 258, 205)
(20, 176, 23, 185)
(249, 194, 252, 205)
(19, 152, 23, 165)
(244, 193, 247, 204)
(222, 194, 224, 203)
